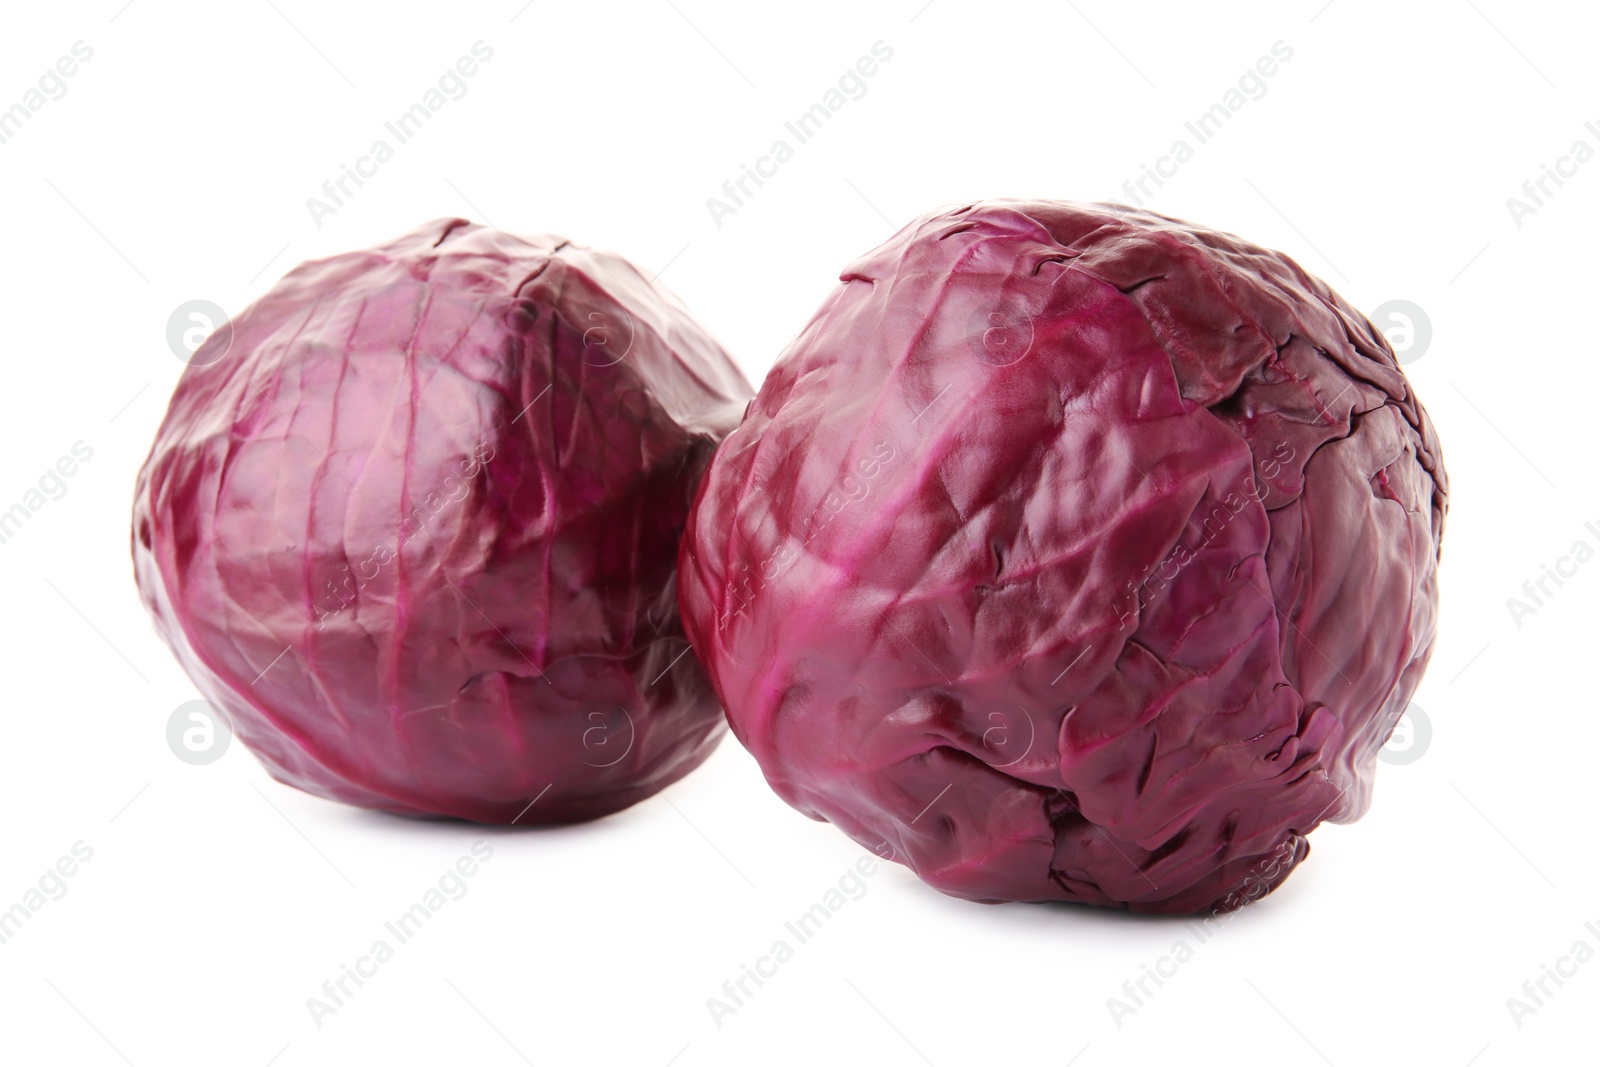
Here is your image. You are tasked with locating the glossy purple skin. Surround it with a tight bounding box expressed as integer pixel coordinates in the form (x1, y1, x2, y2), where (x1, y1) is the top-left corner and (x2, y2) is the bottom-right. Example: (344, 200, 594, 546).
(680, 200, 1447, 913)
(134, 219, 752, 823)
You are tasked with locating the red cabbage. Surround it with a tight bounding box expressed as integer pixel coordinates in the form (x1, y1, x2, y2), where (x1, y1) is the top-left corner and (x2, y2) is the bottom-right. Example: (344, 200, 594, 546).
(678, 200, 1447, 913)
(134, 219, 751, 823)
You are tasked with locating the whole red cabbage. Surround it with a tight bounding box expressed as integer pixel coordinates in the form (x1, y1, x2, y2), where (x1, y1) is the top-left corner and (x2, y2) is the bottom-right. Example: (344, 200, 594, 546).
(134, 219, 751, 823)
(679, 200, 1447, 913)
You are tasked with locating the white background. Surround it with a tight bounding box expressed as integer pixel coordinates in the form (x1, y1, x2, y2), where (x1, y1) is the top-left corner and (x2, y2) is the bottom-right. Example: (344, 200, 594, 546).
(1, 1, 1594, 1064)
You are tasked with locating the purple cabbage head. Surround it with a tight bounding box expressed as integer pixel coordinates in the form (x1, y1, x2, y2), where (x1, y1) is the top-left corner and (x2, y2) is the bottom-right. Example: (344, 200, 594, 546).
(679, 200, 1446, 913)
(134, 219, 751, 823)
